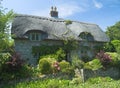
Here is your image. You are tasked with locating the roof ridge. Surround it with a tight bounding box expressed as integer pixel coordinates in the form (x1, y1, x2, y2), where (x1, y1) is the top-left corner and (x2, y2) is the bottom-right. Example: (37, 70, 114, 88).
(15, 14, 97, 25)
(15, 14, 64, 22)
(71, 20, 97, 25)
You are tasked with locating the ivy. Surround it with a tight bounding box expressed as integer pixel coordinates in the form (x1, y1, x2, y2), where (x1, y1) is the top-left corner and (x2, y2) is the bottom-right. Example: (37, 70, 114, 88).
(32, 38, 78, 61)
(32, 45, 61, 57)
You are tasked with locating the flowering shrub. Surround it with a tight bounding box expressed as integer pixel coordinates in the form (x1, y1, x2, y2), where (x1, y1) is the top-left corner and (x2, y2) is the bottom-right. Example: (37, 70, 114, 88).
(52, 61, 60, 74)
(96, 51, 112, 67)
(0, 52, 33, 81)
(5, 52, 24, 72)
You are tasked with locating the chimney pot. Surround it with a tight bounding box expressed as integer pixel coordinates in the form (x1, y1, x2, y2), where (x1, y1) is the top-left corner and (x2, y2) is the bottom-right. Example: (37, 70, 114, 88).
(50, 6, 58, 18)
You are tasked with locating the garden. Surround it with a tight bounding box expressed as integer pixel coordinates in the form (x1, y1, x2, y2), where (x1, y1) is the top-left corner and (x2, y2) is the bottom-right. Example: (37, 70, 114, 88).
(0, 35, 120, 88)
(1, 0, 120, 87)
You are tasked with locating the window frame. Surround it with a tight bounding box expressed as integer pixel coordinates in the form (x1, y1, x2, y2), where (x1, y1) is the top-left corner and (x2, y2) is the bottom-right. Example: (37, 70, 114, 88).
(29, 33, 41, 41)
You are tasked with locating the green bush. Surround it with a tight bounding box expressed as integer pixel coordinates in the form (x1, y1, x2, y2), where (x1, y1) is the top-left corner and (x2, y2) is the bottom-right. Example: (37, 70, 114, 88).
(39, 48, 66, 62)
(59, 60, 72, 74)
(0, 53, 10, 72)
(0, 52, 34, 81)
(56, 48, 66, 62)
(39, 58, 53, 74)
(84, 59, 103, 71)
(111, 40, 120, 53)
(106, 52, 120, 68)
(0, 64, 34, 81)
(39, 55, 56, 64)
(72, 56, 84, 69)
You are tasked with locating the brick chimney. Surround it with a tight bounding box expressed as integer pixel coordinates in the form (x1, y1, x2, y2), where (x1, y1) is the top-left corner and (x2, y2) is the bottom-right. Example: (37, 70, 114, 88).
(50, 6, 58, 18)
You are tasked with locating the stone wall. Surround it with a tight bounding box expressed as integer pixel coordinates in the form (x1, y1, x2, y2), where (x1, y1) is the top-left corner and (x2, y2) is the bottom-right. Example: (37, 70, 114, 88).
(77, 68, 120, 81)
(14, 39, 39, 65)
(14, 39, 104, 65)
(14, 39, 62, 65)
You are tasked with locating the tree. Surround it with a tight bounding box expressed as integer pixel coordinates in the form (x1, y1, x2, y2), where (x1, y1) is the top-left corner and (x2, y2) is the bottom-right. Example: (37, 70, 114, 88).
(111, 40, 120, 54)
(0, 0, 14, 52)
(106, 21, 120, 41)
(104, 21, 120, 52)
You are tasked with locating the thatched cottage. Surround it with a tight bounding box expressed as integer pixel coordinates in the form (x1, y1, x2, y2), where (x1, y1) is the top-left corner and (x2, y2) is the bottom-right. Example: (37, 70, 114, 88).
(11, 7, 109, 64)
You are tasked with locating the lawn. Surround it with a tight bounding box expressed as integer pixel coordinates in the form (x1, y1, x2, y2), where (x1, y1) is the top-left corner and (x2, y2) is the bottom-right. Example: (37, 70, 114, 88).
(1, 77, 120, 88)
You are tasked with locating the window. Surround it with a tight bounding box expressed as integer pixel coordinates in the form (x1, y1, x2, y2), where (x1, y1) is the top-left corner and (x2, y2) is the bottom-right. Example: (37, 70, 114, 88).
(79, 32, 94, 41)
(29, 33, 41, 41)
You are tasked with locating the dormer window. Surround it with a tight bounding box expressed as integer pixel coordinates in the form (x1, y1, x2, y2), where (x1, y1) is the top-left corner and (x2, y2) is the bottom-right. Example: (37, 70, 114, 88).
(25, 30, 48, 41)
(29, 33, 41, 41)
(79, 32, 94, 41)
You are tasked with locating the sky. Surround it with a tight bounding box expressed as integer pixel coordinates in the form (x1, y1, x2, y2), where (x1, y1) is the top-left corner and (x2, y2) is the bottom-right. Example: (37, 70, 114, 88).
(2, 0, 120, 31)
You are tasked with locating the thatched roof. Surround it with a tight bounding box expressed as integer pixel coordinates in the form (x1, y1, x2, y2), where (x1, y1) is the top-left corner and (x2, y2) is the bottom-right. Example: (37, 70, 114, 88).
(11, 14, 109, 42)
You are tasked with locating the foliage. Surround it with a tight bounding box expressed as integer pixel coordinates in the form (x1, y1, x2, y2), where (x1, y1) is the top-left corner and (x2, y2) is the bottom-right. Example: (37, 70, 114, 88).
(1, 79, 70, 88)
(33, 45, 66, 62)
(0, 38, 14, 52)
(32, 37, 78, 62)
(72, 55, 84, 69)
(70, 77, 83, 85)
(0, 64, 33, 81)
(0, 53, 10, 72)
(4, 52, 24, 72)
(46, 79, 69, 88)
(59, 60, 74, 75)
(103, 42, 116, 52)
(93, 44, 104, 53)
(63, 38, 78, 53)
(106, 52, 120, 68)
(87, 77, 113, 84)
(39, 55, 56, 64)
(59, 60, 70, 73)
(96, 51, 112, 67)
(52, 61, 60, 73)
(39, 58, 53, 74)
(111, 40, 120, 54)
(106, 21, 120, 40)
(70, 68, 84, 85)
(32, 45, 61, 57)
(3, 77, 120, 88)
(55, 48, 66, 61)
(82, 55, 91, 62)
(0, 52, 33, 81)
(65, 20, 72, 25)
(0, 1, 15, 52)
(38, 48, 66, 62)
(105, 21, 120, 52)
(84, 59, 103, 71)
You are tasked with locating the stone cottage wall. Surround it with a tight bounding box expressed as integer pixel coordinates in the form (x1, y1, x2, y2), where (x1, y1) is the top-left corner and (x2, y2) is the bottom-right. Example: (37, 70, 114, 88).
(14, 39, 40, 65)
(14, 39, 104, 65)
(70, 41, 103, 61)
(14, 39, 62, 65)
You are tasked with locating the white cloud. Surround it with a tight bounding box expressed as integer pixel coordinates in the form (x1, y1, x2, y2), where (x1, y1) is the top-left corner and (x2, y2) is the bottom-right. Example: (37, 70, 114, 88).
(30, 1, 86, 18)
(57, 3, 86, 18)
(93, 0, 103, 9)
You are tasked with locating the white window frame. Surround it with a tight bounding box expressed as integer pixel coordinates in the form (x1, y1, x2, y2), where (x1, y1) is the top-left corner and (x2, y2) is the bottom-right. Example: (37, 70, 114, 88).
(29, 33, 41, 41)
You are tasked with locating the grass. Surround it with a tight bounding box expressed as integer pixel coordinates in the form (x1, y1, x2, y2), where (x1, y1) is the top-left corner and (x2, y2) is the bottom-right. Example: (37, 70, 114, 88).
(1, 77, 120, 88)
